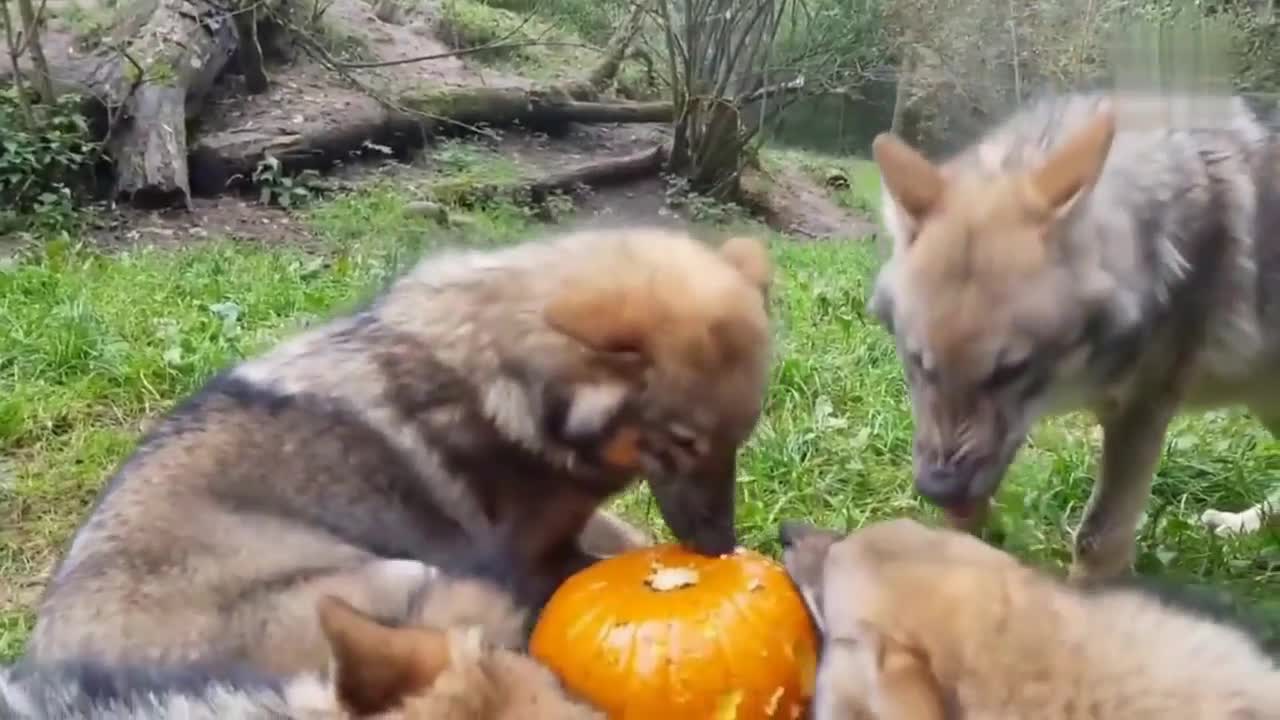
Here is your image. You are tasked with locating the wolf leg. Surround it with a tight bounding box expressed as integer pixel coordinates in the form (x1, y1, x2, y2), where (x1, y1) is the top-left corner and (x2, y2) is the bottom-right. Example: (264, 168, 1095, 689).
(1199, 413, 1280, 537)
(232, 558, 438, 677)
(1070, 400, 1177, 583)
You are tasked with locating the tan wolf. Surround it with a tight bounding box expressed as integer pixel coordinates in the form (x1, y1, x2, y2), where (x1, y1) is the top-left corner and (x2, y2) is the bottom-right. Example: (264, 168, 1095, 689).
(779, 517, 1280, 720)
(27, 224, 774, 677)
(2, 574, 605, 719)
(867, 91, 1280, 582)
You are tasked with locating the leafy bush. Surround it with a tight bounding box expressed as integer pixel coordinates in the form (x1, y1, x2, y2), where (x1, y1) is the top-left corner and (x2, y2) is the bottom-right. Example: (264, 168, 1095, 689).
(479, 0, 624, 44)
(0, 88, 99, 233)
(436, 0, 621, 81)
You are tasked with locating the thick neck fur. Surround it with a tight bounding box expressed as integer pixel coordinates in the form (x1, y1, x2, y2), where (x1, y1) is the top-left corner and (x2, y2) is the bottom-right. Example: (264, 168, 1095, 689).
(909, 568, 1280, 718)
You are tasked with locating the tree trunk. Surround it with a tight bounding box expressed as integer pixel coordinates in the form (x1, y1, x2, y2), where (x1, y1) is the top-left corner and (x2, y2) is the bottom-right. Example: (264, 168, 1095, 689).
(189, 86, 673, 194)
(16, 0, 53, 101)
(233, 3, 268, 94)
(669, 96, 746, 200)
(584, 1, 648, 92)
(86, 0, 238, 208)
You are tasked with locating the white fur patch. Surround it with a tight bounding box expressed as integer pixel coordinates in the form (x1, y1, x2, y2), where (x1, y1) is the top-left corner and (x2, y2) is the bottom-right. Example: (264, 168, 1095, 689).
(280, 673, 337, 714)
(564, 383, 628, 438)
(799, 586, 826, 634)
(0, 671, 38, 718)
(482, 377, 542, 453)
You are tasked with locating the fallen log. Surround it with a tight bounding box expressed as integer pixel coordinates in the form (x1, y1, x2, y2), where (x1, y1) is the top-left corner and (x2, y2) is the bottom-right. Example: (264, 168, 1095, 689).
(523, 144, 667, 202)
(439, 144, 668, 208)
(398, 86, 672, 129)
(103, 0, 238, 207)
(35, 0, 241, 207)
(402, 146, 667, 222)
(189, 86, 673, 195)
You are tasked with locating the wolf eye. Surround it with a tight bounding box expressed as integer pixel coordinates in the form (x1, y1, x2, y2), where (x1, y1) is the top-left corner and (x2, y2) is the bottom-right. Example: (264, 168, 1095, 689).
(984, 356, 1032, 388)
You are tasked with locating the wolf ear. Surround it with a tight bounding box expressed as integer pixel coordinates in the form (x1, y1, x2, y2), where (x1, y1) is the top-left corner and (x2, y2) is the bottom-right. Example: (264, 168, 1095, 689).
(1024, 107, 1116, 222)
(545, 284, 655, 361)
(872, 132, 945, 239)
(545, 285, 655, 466)
(543, 284, 656, 456)
(318, 595, 452, 716)
(779, 520, 843, 631)
(718, 235, 773, 295)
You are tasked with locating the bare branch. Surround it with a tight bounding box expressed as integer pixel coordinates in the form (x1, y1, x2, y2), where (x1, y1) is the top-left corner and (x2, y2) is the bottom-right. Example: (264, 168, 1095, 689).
(0, 0, 33, 125)
(326, 41, 602, 70)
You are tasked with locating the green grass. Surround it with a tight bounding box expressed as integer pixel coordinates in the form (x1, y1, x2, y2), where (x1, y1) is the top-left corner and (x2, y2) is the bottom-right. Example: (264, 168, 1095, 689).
(421, 139, 526, 205)
(478, 0, 624, 44)
(761, 147, 884, 217)
(1, 153, 1277, 664)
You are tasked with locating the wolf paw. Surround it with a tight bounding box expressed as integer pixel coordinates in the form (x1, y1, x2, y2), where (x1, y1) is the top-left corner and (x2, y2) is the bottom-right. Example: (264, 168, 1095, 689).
(1200, 508, 1263, 537)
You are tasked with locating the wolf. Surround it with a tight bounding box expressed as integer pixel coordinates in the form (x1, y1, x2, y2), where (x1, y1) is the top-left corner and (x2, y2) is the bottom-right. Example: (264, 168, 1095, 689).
(1, 574, 605, 719)
(27, 224, 774, 678)
(779, 517, 1280, 720)
(866, 90, 1280, 583)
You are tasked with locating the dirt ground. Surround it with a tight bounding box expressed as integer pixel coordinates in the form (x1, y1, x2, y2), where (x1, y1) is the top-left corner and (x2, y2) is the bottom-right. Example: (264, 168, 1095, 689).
(18, 0, 874, 249)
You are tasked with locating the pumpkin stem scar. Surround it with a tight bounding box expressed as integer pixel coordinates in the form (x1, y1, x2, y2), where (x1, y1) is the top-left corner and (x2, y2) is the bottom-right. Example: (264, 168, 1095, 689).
(644, 564, 700, 591)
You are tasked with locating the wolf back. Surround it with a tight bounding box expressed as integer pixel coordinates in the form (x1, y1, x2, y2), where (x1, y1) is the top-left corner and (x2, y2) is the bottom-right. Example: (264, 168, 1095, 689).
(27, 225, 774, 677)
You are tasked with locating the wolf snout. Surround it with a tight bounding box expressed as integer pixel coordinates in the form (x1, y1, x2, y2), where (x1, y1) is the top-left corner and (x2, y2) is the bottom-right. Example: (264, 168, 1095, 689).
(687, 524, 736, 556)
(778, 520, 818, 549)
(915, 464, 976, 508)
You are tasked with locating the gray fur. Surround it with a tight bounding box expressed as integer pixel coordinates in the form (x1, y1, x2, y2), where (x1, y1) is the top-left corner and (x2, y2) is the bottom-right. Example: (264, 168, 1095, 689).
(27, 225, 773, 677)
(0, 662, 321, 720)
(871, 91, 1280, 581)
(779, 518, 1280, 720)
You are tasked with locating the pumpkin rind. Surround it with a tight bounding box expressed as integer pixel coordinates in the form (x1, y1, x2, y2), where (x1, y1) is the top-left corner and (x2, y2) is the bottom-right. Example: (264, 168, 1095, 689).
(529, 544, 818, 719)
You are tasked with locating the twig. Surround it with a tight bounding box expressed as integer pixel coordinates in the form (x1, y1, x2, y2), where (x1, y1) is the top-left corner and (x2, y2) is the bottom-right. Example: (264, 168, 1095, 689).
(1006, 0, 1020, 105)
(735, 76, 804, 104)
(104, 43, 145, 135)
(328, 40, 602, 70)
(285, 17, 498, 139)
(0, 0, 33, 125)
(11, 0, 44, 56)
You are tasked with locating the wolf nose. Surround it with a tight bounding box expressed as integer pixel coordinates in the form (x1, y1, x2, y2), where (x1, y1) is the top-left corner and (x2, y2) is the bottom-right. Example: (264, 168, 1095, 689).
(915, 466, 972, 508)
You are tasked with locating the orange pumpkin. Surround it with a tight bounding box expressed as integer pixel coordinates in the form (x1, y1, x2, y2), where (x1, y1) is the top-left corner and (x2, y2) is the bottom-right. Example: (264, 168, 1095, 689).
(529, 543, 818, 719)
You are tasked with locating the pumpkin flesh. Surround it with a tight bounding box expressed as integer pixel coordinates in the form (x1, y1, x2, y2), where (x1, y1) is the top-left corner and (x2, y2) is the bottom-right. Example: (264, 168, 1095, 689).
(529, 544, 818, 720)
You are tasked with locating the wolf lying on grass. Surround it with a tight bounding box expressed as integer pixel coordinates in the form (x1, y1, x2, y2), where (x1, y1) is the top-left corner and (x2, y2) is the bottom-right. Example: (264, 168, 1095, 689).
(2, 574, 605, 719)
(867, 91, 1280, 582)
(780, 517, 1280, 720)
(27, 224, 775, 678)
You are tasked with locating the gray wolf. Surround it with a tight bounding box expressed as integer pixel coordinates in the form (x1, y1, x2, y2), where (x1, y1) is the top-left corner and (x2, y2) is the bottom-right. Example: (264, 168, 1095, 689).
(779, 517, 1280, 720)
(2, 574, 605, 719)
(866, 90, 1280, 582)
(27, 224, 774, 677)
